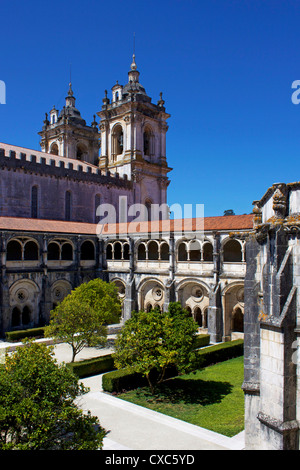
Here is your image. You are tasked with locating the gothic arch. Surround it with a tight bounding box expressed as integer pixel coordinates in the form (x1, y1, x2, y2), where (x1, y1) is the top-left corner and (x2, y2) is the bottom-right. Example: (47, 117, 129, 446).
(176, 279, 210, 327)
(9, 279, 40, 329)
(50, 280, 72, 309)
(48, 239, 74, 262)
(105, 239, 130, 261)
(203, 240, 213, 261)
(80, 240, 95, 261)
(222, 282, 245, 339)
(137, 278, 165, 312)
(111, 278, 126, 318)
(222, 238, 243, 262)
(7, 237, 39, 262)
(7, 239, 22, 261)
(177, 241, 188, 261)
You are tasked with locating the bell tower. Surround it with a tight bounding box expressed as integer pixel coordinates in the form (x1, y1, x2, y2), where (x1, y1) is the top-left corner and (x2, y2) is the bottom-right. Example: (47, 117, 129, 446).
(39, 83, 100, 165)
(97, 55, 172, 219)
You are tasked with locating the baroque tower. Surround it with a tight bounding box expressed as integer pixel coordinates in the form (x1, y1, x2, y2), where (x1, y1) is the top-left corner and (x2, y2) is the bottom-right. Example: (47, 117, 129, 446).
(39, 83, 100, 165)
(98, 55, 172, 220)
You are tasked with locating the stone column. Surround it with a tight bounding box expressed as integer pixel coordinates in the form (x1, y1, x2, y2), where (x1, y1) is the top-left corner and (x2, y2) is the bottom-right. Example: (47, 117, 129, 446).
(207, 283, 222, 343)
(163, 235, 175, 312)
(123, 237, 136, 321)
(207, 232, 222, 342)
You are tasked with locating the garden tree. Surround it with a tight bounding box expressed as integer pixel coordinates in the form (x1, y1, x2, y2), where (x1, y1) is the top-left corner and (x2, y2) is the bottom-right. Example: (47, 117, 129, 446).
(0, 341, 107, 450)
(45, 279, 121, 362)
(113, 302, 199, 393)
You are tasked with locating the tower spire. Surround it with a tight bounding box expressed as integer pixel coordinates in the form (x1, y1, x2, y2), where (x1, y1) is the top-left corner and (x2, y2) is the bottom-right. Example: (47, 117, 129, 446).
(130, 33, 137, 71)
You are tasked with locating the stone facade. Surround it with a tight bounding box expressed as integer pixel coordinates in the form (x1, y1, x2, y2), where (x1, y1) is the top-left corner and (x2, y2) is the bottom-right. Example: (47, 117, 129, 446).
(0, 214, 252, 340)
(0, 143, 132, 223)
(243, 182, 300, 450)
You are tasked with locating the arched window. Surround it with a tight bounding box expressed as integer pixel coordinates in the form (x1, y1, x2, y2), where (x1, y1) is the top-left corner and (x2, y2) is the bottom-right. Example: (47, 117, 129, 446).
(7, 240, 22, 261)
(114, 242, 122, 260)
(232, 307, 244, 332)
(50, 143, 59, 155)
(24, 241, 39, 260)
(76, 143, 87, 161)
(223, 239, 242, 262)
(123, 243, 130, 260)
(189, 240, 201, 261)
(12, 307, 21, 327)
(185, 305, 192, 317)
(160, 243, 169, 261)
(144, 129, 151, 156)
(178, 242, 187, 261)
(31, 186, 38, 219)
(194, 307, 202, 327)
(80, 241, 95, 261)
(22, 306, 31, 326)
(65, 191, 71, 221)
(61, 242, 73, 261)
(106, 244, 113, 260)
(203, 242, 213, 262)
(112, 124, 123, 160)
(138, 244, 146, 260)
(148, 241, 159, 260)
(48, 242, 60, 260)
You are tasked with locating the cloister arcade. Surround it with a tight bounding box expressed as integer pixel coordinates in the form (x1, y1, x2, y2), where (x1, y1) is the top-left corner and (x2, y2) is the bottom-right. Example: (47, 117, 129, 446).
(2, 232, 246, 340)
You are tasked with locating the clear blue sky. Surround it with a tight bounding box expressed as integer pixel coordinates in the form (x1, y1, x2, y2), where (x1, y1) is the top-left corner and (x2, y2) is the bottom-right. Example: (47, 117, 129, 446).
(1, 0, 300, 217)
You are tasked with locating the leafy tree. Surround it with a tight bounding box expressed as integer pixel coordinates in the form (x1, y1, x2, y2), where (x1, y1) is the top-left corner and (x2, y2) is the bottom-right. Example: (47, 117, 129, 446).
(0, 341, 107, 450)
(113, 302, 199, 393)
(45, 279, 121, 362)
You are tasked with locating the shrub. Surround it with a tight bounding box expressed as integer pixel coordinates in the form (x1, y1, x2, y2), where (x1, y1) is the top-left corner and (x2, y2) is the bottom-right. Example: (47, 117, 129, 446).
(114, 303, 199, 393)
(5, 327, 46, 342)
(66, 354, 116, 378)
(102, 339, 244, 394)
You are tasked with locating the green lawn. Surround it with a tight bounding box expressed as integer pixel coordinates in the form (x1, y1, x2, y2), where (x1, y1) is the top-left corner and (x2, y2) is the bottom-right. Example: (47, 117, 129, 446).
(117, 355, 244, 437)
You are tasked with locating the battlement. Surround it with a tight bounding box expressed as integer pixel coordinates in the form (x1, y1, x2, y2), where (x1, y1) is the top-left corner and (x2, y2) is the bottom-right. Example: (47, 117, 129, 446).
(0, 143, 131, 188)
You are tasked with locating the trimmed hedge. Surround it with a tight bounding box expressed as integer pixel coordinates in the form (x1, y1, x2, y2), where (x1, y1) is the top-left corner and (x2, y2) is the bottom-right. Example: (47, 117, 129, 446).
(5, 327, 46, 342)
(194, 334, 210, 349)
(102, 368, 148, 393)
(102, 339, 244, 393)
(66, 354, 116, 378)
(197, 339, 244, 368)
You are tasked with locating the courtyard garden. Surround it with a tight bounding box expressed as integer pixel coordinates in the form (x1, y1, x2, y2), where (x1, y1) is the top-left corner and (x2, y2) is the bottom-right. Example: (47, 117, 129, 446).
(116, 355, 244, 438)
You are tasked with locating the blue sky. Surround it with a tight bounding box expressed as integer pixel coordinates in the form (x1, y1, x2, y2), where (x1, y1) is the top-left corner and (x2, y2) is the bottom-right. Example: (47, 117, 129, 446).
(0, 0, 300, 217)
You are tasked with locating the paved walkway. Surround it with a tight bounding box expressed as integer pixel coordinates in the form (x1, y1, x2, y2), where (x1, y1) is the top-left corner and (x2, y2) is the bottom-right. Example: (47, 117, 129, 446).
(0, 339, 245, 451)
(78, 374, 245, 451)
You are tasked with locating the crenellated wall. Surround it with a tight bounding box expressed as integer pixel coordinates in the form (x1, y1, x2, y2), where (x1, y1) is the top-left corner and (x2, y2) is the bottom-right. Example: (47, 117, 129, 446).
(0, 144, 133, 223)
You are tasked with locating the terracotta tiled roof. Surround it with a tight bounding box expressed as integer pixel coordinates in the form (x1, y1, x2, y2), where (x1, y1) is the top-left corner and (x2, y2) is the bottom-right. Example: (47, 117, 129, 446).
(0, 214, 253, 236)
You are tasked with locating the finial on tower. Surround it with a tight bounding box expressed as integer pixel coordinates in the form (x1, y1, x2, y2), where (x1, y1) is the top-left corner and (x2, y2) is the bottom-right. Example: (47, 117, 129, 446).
(131, 54, 137, 71)
(68, 81, 74, 97)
